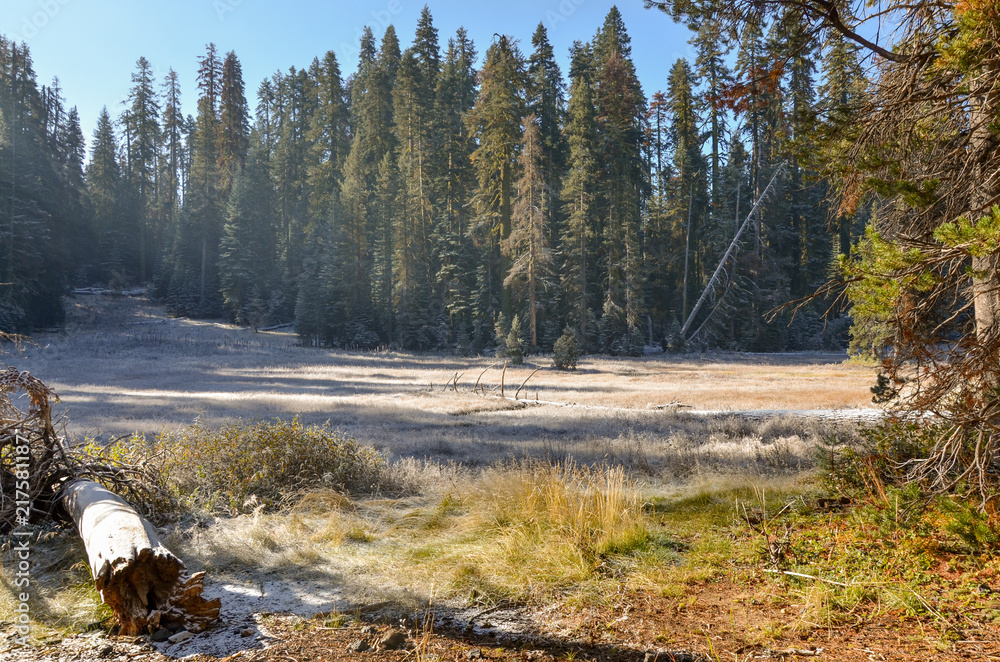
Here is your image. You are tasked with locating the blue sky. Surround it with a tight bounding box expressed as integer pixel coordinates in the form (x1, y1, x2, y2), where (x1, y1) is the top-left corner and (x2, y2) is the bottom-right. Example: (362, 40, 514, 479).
(0, 0, 698, 149)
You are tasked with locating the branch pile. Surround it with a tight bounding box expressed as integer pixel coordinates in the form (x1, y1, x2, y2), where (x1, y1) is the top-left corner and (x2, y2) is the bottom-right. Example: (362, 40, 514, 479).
(0, 367, 220, 635)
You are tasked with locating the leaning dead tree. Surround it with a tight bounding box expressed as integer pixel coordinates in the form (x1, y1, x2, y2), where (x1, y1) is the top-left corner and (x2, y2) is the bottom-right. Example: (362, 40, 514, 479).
(0, 367, 220, 635)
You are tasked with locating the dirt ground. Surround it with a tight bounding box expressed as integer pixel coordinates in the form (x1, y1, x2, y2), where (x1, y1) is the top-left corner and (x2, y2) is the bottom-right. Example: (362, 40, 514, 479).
(5, 577, 997, 662)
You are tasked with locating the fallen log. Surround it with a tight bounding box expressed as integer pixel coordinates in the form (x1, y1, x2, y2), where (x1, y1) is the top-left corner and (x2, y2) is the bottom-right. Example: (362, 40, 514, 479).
(59, 480, 220, 636)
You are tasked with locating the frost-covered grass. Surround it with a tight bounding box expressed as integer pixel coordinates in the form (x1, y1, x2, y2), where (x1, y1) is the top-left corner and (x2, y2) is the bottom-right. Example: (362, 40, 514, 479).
(0, 295, 882, 636)
(11, 295, 873, 460)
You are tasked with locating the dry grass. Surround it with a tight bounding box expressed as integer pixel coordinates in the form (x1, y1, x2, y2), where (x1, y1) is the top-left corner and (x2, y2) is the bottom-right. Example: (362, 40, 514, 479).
(10, 296, 875, 445)
(0, 527, 111, 634)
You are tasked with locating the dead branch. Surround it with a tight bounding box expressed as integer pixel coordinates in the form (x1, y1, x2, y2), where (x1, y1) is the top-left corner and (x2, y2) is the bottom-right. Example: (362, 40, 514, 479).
(514, 368, 539, 400)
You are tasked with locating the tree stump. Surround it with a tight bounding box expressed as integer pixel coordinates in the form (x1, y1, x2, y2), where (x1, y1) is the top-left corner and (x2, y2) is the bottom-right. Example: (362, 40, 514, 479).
(60, 480, 220, 635)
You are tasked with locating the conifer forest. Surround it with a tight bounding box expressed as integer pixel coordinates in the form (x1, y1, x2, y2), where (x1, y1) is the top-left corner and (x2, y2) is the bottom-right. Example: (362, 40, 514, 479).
(0, 5, 867, 354)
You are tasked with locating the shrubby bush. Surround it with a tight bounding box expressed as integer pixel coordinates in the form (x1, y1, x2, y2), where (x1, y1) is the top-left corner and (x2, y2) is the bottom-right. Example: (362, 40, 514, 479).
(552, 327, 579, 370)
(119, 418, 388, 513)
(506, 314, 524, 365)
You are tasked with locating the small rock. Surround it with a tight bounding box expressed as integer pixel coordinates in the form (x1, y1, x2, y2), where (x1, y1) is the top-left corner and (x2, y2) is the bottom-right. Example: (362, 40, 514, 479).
(361, 625, 379, 636)
(150, 629, 171, 643)
(348, 639, 371, 653)
(466, 649, 484, 660)
(378, 629, 408, 651)
(976, 583, 993, 595)
(167, 630, 194, 644)
(97, 645, 114, 658)
(241, 628, 255, 637)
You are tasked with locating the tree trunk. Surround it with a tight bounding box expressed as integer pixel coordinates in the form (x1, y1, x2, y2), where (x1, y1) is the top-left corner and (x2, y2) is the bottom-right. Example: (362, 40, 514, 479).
(971, 78, 1000, 346)
(59, 480, 220, 636)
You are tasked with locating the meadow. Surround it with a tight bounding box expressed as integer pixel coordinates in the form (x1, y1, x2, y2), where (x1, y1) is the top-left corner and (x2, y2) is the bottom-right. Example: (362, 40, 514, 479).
(17, 294, 873, 457)
(6, 296, 996, 662)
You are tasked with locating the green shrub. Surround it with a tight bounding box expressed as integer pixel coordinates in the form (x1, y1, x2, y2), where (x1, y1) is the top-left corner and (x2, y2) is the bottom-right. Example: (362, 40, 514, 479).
(147, 418, 387, 513)
(506, 314, 524, 365)
(494, 312, 509, 357)
(552, 327, 579, 370)
(822, 420, 938, 495)
(939, 496, 1000, 553)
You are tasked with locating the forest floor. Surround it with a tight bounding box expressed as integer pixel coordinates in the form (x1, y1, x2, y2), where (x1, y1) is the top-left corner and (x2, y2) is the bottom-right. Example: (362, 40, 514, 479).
(4, 295, 997, 661)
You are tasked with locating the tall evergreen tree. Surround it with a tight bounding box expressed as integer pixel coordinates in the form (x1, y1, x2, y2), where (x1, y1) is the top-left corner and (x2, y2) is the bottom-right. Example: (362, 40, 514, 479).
(166, 43, 224, 316)
(561, 70, 600, 353)
(504, 115, 553, 349)
(122, 56, 160, 281)
(665, 58, 707, 325)
(689, 1, 733, 218)
(158, 68, 183, 269)
(392, 48, 436, 347)
(526, 23, 567, 253)
(88, 107, 128, 280)
(433, 30, 478, 346)
(0, 39, 69, 329)
(220, 136, 276, 326)
(306, 50, 349, 222)
(218, 51, 250, 196)
(467, 35, 526, 331)
(592, 8, 648, 352)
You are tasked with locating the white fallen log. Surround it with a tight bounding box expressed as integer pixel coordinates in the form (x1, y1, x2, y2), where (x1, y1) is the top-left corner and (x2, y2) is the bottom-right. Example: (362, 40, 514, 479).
(59, 480, 220, 636)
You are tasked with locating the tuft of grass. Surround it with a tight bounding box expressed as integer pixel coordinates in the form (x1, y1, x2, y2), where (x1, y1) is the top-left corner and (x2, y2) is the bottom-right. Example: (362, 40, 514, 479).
(396, 461, 664, 604)
(479, 461, 650, 559)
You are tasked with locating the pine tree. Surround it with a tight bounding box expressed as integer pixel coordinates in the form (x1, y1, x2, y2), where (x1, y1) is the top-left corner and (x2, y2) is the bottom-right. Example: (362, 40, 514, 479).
(592, 8, 647, 352)
(665, 58, 707, 326)
(158, 68, 183, 275)
(467, 35, 526, 331)
(0, 39, 68, 329)
(503, 115, 553, 349)
(340, 27, 400, 345)
(271, 66, 316, 317)
(392, 48, 436, 347)
(218, 51, 250, 196)
(166, 43, 224, 316)
(88, 107, 128, 280)
(689, 2, 733, 218)
(306, 50, 349, 222)
(526, 23, 567, 251)
(433, 30, 478, 347)
(122, 56, 160, 281)
(220, 136, 276, 325)
(560, 58, 599, 354)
